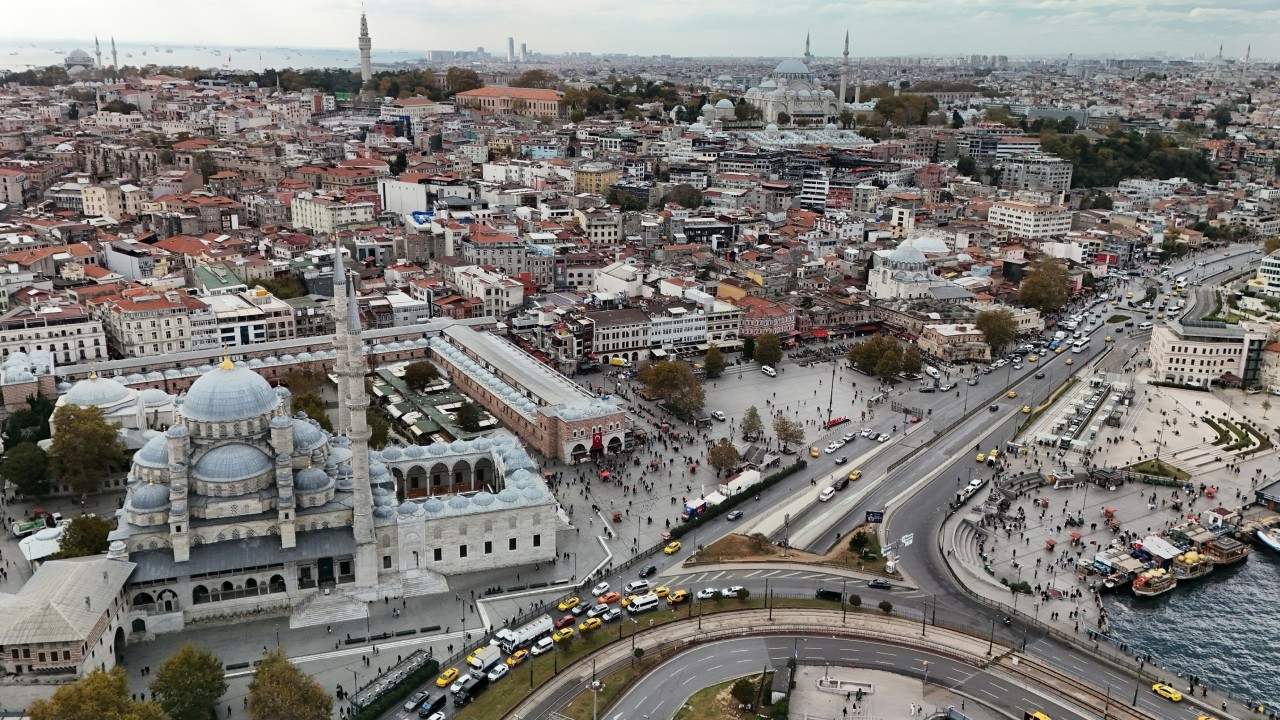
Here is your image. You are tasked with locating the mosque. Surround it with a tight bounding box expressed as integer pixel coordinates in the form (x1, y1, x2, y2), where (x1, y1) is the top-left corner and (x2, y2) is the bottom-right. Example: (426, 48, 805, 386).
(742, 34, 844, 125)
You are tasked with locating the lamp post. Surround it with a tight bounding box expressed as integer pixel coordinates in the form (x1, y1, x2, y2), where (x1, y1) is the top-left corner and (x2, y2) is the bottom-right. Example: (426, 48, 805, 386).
(986, 617, 995, 655)
(826, 354, 837, 428)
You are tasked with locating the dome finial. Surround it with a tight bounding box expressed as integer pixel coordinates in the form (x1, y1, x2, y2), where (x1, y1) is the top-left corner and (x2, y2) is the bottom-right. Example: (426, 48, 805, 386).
(88, 364, 98, 380)
(219, 344, 234, 370)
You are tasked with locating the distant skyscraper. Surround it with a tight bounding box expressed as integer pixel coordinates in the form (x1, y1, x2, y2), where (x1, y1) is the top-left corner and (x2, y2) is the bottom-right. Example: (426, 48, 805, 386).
(358, 11, 373, 86)
(520, 43, 527, 62)
(507, 37, 515, 62)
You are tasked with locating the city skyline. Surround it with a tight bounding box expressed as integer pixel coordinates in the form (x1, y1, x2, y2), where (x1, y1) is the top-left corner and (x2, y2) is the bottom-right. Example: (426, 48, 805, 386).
(3, 0, 1278, 61)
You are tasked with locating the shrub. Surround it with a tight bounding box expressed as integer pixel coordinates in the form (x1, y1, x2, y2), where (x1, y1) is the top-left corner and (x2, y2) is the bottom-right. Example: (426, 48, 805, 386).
(848, 594, 862, 608)
(878, 600, 893, 614)
(731, 678, 757, 706)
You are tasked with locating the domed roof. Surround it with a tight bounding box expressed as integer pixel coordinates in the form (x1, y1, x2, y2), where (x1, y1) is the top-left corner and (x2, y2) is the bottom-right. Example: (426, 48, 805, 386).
(64, 375, 131, 408)
(294, 467, 332, 492)
(715, 98, 735, 109)
(774, 58, 811, 76)
(765, 123, 780, 133)
(422, 497, 446, 514)
(180, 361, 279, 422)
(887, 236, 928, 267)
(700, 102, 714, 111)
(688, 122, 707, 134)
(397, 500, 419, 516)
(134, 433, 170, 468)
(132, 482, 171, 511)
(292, 418, 326, 449)
(141, 388, 172, 406)
(192, 443, 273, 483)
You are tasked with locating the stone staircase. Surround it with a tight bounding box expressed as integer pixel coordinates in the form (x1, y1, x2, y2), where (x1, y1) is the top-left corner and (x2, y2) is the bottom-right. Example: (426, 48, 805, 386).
(289, 591, 369, 629)
(401, 569, 449, 597)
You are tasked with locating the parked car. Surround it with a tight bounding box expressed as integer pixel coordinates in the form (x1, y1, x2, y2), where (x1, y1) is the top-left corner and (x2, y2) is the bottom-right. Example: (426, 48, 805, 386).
(639, 565, 658, 578)
(711, 410, 727, 421)
(590, 581, 610, 596)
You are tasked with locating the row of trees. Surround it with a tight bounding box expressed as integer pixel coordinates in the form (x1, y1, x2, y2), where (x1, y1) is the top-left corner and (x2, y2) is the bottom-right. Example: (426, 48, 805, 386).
(1, 402, 125, 500)
(705, 406, 805, 472)
(1040, 130, 1217, 188)
(846, 335, 923, 380)
(30, 646, 330, 720)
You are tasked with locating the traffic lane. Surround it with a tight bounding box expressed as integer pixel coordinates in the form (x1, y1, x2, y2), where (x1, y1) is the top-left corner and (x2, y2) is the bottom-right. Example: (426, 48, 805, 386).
(608, 637, 773, 720)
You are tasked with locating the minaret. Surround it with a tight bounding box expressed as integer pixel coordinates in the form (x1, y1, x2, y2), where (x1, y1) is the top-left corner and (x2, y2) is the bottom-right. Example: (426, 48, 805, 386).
(358, 11, 372, 88)
(343, 278, 378, 588)
(803, 33, 812, 66)
(111, 37, 117, 72)
(331, 244, 352, 435)
(94, 37, 102, 70)
(1243, 45, 1250, 84)
(854, 58, 863, 104)
(838, 31, 849, 106)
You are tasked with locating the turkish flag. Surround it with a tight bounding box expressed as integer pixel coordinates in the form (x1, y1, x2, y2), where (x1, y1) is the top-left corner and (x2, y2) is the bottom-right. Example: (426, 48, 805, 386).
(591, 432, 603, 449)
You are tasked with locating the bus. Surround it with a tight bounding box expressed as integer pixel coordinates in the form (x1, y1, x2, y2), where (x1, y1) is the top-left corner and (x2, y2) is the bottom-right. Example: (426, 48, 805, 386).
(1071, 338, 1090, 353)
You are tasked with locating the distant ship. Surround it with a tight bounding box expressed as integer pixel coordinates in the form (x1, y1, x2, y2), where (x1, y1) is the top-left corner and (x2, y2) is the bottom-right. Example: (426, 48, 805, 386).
(1256, 527, 1280, 553)
(165, 48, 173, 54)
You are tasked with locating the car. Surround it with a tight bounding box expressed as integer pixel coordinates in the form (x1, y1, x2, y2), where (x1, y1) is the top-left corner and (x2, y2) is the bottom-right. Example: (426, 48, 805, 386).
(663, 541, 682, 555)
(918, 385, 936, 393)
(1028, 354, 1039, 362)
(1007, 390, 1018, 398)
(1125, 320, 1135, 327)
(988, 449, 1000, 460)
(1013, 363, 1023, 370)
(711, 410, 727, 421)
(486, 663, 510, 683)
(1026, 712, 1051, 720)
(824, 442, 840, 454)
(781, 446, 798, 455)
(841, 432, 856, 443)
(554, 614, 575, 628)
(1064, 358, 1074, 366)
(1054, 346, 1065, 354)
(818, 487, 836, 502)
(867, 579, 893, 590)
(723, 585, 745, 597)
(835, 455, 848, 464)
(1034, 371, 1045, 379)
(832, 476, 850, 491)
(449, 674, 473, 694)
(939, 383, 955, 392)
(726, 509, 744, 521)
(667, 589, 689, 605)
(436, 668, 459, 688)
(1126, 291, 1134, 298)
(601, 608, 623, 623)
(591, 581, 610, 596)
(577, 617, 602, 633)
(620, 594, 638, 607)
(587, 603, 610, 619)
(966, 377, 979, 386)
(1105, 336, 1113, 343)
(552, 627, 575, 643)
(598, 591, 620, 604)
(639, 565, 658, 578)
(404, 691, 429, 712)
(877, 433, 890, 442)
(421, 712, 445, 720)
(529, 637, 555, 656)
(653, 586, 670, 598)
(810, 446, 820, 458)
(988, 404, 999, 412)
(557, 596, 580, 612)
(1152, 683, 1182, 702)
(848, 469, 862, 481)
(1022, 405, 1031, 414)
(861, 428, 877, 438)
(695, 588, 719, 600)
(976, 452, 987, 462)
(981, 367, 993, 375)
(506, 649, 529, 667)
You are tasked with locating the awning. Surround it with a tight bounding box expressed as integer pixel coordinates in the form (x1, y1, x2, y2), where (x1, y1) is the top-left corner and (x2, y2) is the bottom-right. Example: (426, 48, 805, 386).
(812, 329, 830, 338)
(857, 323, 880, 332)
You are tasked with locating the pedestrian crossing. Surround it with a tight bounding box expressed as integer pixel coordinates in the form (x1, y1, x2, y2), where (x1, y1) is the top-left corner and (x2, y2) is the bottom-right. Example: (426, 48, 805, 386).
(662, 570, 842, 587)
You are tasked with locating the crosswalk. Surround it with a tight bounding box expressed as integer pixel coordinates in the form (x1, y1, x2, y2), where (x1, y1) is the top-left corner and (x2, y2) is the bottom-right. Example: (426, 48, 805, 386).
(663, 569, 840, 586)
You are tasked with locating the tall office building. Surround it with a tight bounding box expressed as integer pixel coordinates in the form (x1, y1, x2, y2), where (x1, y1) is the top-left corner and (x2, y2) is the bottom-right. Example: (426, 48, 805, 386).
(520, 43, 527, 62)
(507, 37, 515, 62)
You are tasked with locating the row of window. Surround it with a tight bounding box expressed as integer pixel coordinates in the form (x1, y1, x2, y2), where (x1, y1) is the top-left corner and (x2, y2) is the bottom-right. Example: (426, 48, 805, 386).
(382, 534, 542, 568)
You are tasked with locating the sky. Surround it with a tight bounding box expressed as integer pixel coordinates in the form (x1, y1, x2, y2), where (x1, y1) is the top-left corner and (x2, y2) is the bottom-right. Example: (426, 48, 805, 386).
(5, 0, 1279, 59)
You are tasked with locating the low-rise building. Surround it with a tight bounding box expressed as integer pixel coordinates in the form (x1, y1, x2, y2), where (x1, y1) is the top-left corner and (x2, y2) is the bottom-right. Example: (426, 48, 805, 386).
(1149, 317, 1269, 388)
(918, 323, 990, 363)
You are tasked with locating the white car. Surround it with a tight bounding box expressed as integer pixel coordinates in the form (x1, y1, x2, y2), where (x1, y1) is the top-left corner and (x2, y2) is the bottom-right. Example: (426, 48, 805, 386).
(590, 581, 610, 596)
(861, 428, 877, 438)
(723, 585, 746, 597)
(529, 637, 554, 656)
(841, 432, 855, 443)
(824, 442, 840, 454)
(450, 674, 473, 694)
(819, 487, 836, 502)
(877, 433, 890, 442)
(711, 410, 727, 421)
(486, 663, 509, 682)
(695, 588, 719, 600)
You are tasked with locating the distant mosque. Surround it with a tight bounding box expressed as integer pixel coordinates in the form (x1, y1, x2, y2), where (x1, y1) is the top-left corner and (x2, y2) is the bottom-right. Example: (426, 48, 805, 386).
(742, 34, 843, 125)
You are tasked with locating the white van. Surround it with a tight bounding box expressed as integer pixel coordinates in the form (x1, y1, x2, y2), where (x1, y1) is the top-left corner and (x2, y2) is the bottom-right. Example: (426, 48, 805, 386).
(1138, 322, 1154, 331)
(624, 580, 651, 595)
(760, 365, 777, 377)
(628, 594, 660, 614)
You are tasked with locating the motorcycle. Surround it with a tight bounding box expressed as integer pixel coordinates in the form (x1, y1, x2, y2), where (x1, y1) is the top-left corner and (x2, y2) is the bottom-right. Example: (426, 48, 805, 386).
(1003, 616, 1013, 626)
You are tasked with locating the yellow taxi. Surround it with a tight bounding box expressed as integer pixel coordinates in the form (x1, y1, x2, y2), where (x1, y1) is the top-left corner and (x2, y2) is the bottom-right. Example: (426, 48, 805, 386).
(1054, 346, 1065, 354)
(654, 586, 671, 598)
(848, 469, 862, 481)
(1224, 250, 1231, 256)
(577, 617, 602, 633)
(557, 596, 580, 612)
(988, 449, 1000, 460)
(1027, 713, 1051, 720)
(976, 452, 987, 463)
(667, 589, 689, 605)
(1105, 336, 1113, 343)
(506, 650, 529, 667)
(810, 446, 821, 458)
(436, 667, 459, 687)
(552, 627, 575, 643)
(1028, 354, 1039, 362)
(1065, 358, 1074, 366)
(663, 541, 682, 555)
(1152, 683, 1182, 701)
(1173, 289, 1181, 296)
(1163, 294, 1171, 299)
(620, 594, 638, 607)
(1126, 291, 1134, 298)
(1022, 405, 1031, 414)
(1007, 390, 1018, 398)
(1156, 313, 1164, 319)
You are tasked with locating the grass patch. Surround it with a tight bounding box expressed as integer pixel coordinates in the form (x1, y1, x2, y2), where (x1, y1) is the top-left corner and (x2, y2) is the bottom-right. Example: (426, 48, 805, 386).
(672, 673, 773, 720)
(1202, 416, 1231, 445)
(561, 660, 653, 720)
(1105, 314, 1131, 324)
(1127, 459, 1190, 482)
(1219, 418, 1255, 451)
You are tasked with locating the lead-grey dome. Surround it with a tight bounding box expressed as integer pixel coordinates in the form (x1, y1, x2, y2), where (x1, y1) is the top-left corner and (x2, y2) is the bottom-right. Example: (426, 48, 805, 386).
(134, 433, 169, 468)
(180, 362, 279, 422)
(64, 376, 131, 408)
(774, 58, 811, 76)
(294, 467, 332, 491)
(132, 482, 171, 511)
(293, 418, 326, 449)
(192, 443, 273, 483)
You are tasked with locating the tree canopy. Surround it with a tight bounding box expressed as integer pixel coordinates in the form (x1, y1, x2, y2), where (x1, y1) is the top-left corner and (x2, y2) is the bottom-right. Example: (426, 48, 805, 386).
(848, 335, 906, 380)
(3, 392, 54, 448)
(662, 184, 703, 209)
(2, 442, 50, 498)
(974, 309, 1018, 357)
(51, 514, 113, 559)
(49, 405, 126, 499)
(455, 400, 484, 432)
(403, 361, 441, 390)
(703, 345, 726, 379)
(292, 394, 333, 432)
(772, 414, 805, 449)
(753, 333, 783, 367)
(636, 361, 705, 416)
(1040, 131, 1216, 188)
(29, 668, 167, 720)
(247, 650, 332, 720)
(1018, 260, 1071, 314)
(511, 69, 558, 88)
(150, 644, 228, 720)
(706, 439, 741, 474)
(901, 345, 924, 376)
(740, 406, 764, 439)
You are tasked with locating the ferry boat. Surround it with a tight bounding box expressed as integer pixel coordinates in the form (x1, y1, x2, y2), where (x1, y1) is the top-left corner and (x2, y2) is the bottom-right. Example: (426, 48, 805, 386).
(1132, 568, 1177, 597)
(1102, 571, 1131, 591)
(1171, 550, 1213, 581)
(1203, 536, 1250, 565)
(1256, 527, 1280, 554)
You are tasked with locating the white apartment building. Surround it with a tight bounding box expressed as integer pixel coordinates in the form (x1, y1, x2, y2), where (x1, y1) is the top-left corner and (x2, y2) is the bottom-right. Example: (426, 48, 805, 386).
(0, 301, 107, 365)
(101, 289, 212, 358)
(0, 168, 28, 206)
(82, 183, 125, 219)
(1149, 320, 1268, 388)
(202, 288, 296, 348)
(1000, 154, 1074, 194)
(1253, 250, 1280, 298)
(454, 266, 524, 318)
(290, 192, 375, 234)
(987, 200, 1071, 239)
(648, 305, 707, 350)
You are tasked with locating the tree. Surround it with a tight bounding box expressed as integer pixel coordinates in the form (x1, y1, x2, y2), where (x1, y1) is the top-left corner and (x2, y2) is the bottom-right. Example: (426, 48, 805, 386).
(734, 101, 763, 121)
(389, 151, 407, 175)
(1262, 399, 1272, 418)
(878, 600, 893, 614)
(772, 415, 805, 450)
(291, 393, 332, 431)
(403, 361, 441, 390)
(1211, 104, 1234, 129)
(848, 531, 871, 551)
(511, 69, 557, 88)
(455, 400, 483, 432)
(753, 333, 782, 367)
(49, 405, 125, 500)
(873, 350, 902, 381)
(4, 392, 54, 448)
(849, 593, 862, 608)
(283, 368, 325, 396)
(901, 346, 923, 376)
(742, 336, 756, 361)
(29, 668, 167, 720)
(776, 111, 791, 126)
(2, 442, 50, 498)
(956, 155, 977, 176)
(838, 109, 855, 129)
(51, 514, 113, 559)
(740, 406, 764, 439)
(706, 439, 741, 474)
(703, 345, 726, 379)
(950, 110, 965, 129)
(247, 650, 332, 720)
(1263, 236, 1280, 255)
(974, 309, 1018, 358)
(662, 184, 703, 209)
(636, 360, 705, 416)
(444, 67, 483, 94)
(100, 99, 140, 114)
(150, 644, 228, 720)
(367, 409, 390, 449)
(257, 274, 306, 299)
(1019, 260, 1071, 314)
(731, 678, 757, 706)
(191, 151, 217, 182)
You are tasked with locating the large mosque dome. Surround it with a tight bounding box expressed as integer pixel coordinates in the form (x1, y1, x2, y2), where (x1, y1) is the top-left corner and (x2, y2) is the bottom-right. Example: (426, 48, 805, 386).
(64, 375, 131, 408)
(180, 360, 280, 422)
(773, 58, 811, 76)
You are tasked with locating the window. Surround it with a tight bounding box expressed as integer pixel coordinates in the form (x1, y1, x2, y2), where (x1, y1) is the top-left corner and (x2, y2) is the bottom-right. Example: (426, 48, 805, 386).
(484, 541, 492, 555)
(459, 544, 468, 558)
(533, 534, 541, 547)
(433, 548, 442, 562)
(509, 537, 518, 551)
(383, 555, 392, 569)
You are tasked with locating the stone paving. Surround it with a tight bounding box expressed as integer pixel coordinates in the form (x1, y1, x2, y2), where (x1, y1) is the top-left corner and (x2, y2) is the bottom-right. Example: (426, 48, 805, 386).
(790, 667, 996, 720)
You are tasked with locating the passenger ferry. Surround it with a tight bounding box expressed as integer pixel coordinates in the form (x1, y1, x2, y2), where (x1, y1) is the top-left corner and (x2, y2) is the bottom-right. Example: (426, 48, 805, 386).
(1132, 568, 1177, 598)
(1202, 536, 1250, 565)
(1170, 550, 1213, 581)
(1255, 527, 1280, 554)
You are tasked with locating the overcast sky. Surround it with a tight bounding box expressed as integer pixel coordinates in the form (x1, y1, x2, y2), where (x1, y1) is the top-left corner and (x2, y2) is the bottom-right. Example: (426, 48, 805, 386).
(6, 0, 1277, 59)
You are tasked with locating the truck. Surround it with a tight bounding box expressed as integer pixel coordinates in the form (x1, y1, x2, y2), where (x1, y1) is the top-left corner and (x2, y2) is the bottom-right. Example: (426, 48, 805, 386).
(718, 469, 761, 497)
(956, 477, 988, 505)
(466, 645, 502, 677)
(498, 615, 553, 654)
(11, 519, 45, 538)
(681, 500, 708, 522)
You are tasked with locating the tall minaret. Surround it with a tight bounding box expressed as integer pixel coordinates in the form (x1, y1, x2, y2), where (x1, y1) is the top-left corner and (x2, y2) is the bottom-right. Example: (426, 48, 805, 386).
(343, 277, 378, 588)
(838, 31, 849, 106)
(1243, 44, 1250, 84)
(331, 244, 352, 435)
(110, 37, 117, 73)
(358, 11, 372, 87)
(854, 58, 863, 105)
(803, 33, 812, 66)
(94, 37, 102, 70)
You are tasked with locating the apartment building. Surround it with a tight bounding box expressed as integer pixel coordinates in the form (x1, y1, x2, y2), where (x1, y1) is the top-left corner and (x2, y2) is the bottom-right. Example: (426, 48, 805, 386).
(101, 288, 214, 358)
(573, 162, 621, 195)
(290, 192, 375, 234)
(202, 288, 296, 348)
(461, 227, 526, 272)
(104, 240, 170, 282)
(586, 308, 650, 366)
(454, 87, 565, 119)
(0, 168, 29, 206)
(648, 303, 708, 351)
(0, 300, 107, 365)
(918, 323, 990, 363)
(987, 200, 1071, 239)
(1253, 250, 1280, 298)
(454, 266, 524, 318)
(1000, 154, 1074, 194)
(1149, 319, 1268, 388)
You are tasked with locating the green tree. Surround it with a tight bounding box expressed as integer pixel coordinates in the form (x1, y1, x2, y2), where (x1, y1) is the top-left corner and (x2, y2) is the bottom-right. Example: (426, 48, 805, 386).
(731, 678, 757, 706)
(444, 67, 483, 94)
(29, 668, 167, 720)
(974, 308, 1018, 358)
(402, 361, 441, 390)
(753, 333, 782, 367)
(838, 109, 855, 129)
(1018, 260, 1071, 314)
(849, 593, 862, 608)
(703, 345, 726, 379)
(950, 110, 965, 129)
(191, 151, 217, 182)
(367, 409, 390, 449)
(1264, 236, 1280, 255)
(455, 400, 483, 432)
(1211, 104, 1234, 129)
(2, 442, 50, 498)
(150, 644, 228, 720)
(510, 69, 557, 88)
(606, 189, 646, 211)
(283, 368, 325, 396)
(636, 360, 705, 416)
(878, 600, 893, 614)
(873, 348, 902, 381)
(100, 99, 140, 114)
(848, 531, 871, 551)
(706, 438, 741, 474)
(49, 405, 125, 500)
(735, 101, 763, 121)
(956, 155, 977, 176)
(901, 345, 923, 376)
(772, 415, 805, 450)
(389, 151, 407, 175)
(257, 275, 306, 300)
(662, 184, 703, 209)
(3, 393, 54, 447)
(292, 393, 333, 432)
(740, 405, 764, 439)
(247, 650, 332, 720)
(742, 336, 756, 361)
(776, 111, 791, 126)
(51, 514, 113, 559)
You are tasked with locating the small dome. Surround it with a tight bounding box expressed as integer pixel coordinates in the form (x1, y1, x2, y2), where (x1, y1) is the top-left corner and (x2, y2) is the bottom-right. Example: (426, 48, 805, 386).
(56, 381, 73, 392)
(498, 488, 519, 503)
(270, 415, 292, 429)
(373, 506, 395, 519)
(427, 442, 448, 456)
(141, 388, 172, 406)
(369, 461, 389, 478)
(472, 491, 495, 506)
(423, 498, 446, 514)
(64, 376, 131, 408)
(294, 467, 332, 492)
(181, 362, 279, 422)
(700, 102, 714, 112)
(397, 500, 419, 516)
(825, 122, 837, 131)
(522, 487, 545, 501)
(145, 371, 164, 381)
(447, 495, 470, 510)
(134, 433, 170, 468)
(132, 482, 171, 511)
(191, 443, 273, 483)
(471, 438, 492, 452)
(448, 439, 470, 453)
(381, 446, 403, 462)
(688, 122, 707, 134)
(404, 444, 426, 459)
(274, 386, 292, 399)
(292, 418, 326, 449)
(765, 123, 779, 133)
(715, 98, 735, 109)
(165, 425, 189, 438)
(163, 369, 182, 379)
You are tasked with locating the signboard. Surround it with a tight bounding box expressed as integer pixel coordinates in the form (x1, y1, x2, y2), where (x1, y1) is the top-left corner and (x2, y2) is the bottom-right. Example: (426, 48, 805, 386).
(865, 511, 884, 524)
(901, 533, 914, 547)
(591, 432, 603, 450)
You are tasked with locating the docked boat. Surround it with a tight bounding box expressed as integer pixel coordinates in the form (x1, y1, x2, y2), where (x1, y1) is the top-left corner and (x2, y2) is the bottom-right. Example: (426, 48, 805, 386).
(1171, 550, 1213, 581)
(1102, 571, 1131, 591)
(1203, 536, 1250, 565)
(1132, 568, 1177, 597)
(1256, 527, 1280, 553)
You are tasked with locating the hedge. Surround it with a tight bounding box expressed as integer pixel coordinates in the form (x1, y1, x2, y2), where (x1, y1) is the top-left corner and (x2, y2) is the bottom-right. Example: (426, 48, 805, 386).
(669, 460, 807, 540)
(349, 658, 440, 720)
